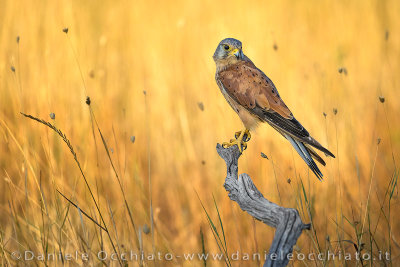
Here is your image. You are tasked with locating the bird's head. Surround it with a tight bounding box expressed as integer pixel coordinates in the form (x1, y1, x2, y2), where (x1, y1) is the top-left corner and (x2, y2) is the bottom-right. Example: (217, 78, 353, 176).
(213, 38, 244, 64)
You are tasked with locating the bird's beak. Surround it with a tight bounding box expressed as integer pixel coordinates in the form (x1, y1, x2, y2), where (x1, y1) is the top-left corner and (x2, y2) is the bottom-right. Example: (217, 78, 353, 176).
(230, 48, 242, 59)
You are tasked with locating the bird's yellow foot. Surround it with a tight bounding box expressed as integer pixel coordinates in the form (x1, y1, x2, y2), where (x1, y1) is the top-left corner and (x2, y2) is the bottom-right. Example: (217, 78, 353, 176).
(234, 129, 251, 142)
(222, 138, 248, 152)
(222, 129, 251, 152)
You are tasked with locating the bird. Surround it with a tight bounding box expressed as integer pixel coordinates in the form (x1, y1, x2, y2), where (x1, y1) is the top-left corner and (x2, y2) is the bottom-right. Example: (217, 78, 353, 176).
(213, 38, 335, 180)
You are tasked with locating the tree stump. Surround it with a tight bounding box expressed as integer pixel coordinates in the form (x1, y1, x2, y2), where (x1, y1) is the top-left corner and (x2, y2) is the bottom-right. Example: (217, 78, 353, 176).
(216, 144, 311, 267)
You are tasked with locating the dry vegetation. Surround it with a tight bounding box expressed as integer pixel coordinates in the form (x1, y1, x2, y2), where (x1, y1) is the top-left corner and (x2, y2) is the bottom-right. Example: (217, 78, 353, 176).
(0, 0, 399, 266)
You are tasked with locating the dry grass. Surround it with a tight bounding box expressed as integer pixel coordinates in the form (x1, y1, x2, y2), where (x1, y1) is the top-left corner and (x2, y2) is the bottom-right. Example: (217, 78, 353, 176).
(0, 0, 399, 266)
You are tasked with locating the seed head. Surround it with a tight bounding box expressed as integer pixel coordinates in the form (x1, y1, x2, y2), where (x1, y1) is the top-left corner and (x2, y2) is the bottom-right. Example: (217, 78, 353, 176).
(10, 66, 15, 72)
(338, 67, 348, 75)
(89, 70, 95, 78)
(86, 96, 91, 105)
(16, 36, 20, 43)
(49, 113, 55, 120)
(323, 112, 327, 118)
(333, 108, 338, 115)
(260, 152, 268, 159)
(143, 224, 150, 234)
(197, 102, 204, 111)
(130, 136, 136, 143)
(62, 28, 69, 34)
(379, 96, 385, 103)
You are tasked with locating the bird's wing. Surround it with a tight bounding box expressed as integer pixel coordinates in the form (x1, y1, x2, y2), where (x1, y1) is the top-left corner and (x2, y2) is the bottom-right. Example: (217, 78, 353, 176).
(217, 61, 335, 158)
(217, 61, 293, 119)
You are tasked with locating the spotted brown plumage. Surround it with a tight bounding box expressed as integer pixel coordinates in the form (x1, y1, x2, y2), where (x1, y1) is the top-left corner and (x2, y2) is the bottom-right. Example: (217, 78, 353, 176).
(213, 38, 335, 180)
(217, 61, 292, 119)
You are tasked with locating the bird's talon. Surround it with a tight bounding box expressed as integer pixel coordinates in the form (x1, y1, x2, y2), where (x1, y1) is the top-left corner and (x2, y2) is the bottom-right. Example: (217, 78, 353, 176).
(243, 130, 251, 142)
(242, 142, 248, 150)
(222, 128, 251, 152)
(234, 131, 242, 139)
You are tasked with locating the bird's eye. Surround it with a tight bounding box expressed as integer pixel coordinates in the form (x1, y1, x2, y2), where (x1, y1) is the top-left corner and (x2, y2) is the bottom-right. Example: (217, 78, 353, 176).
(223, 45, 230, 50)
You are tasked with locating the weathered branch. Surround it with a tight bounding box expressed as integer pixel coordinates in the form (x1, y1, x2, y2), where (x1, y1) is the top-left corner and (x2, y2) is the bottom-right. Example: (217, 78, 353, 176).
(216, 144, 310, 267)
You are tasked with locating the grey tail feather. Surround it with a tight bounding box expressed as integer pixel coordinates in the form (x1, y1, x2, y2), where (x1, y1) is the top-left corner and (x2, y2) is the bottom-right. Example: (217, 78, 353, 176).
(305, 144, 326, 166)
(306, 137, 335, 158)
(286, 134, 324, 180)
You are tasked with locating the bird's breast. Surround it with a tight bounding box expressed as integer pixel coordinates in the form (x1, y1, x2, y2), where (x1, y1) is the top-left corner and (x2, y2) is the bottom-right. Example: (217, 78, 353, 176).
(216, 76, 239, 112)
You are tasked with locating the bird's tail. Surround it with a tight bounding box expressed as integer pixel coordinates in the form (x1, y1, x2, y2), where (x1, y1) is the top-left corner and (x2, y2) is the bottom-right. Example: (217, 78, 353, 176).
(285, 134, 324, 180)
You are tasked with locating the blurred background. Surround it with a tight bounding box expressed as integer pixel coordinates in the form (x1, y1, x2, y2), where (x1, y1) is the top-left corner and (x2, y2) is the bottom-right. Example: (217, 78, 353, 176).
(0, 0, 399, 265)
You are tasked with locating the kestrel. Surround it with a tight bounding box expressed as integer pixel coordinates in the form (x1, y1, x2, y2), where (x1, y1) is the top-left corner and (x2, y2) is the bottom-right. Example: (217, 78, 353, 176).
(213, 38, 335, 180)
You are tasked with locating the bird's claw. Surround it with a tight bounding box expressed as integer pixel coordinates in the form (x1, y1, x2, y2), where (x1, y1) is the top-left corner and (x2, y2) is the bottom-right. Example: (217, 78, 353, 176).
(222, 129, 251, 152)
(235, 130, 251, 142)
(234, 131, 241, 139)
(222, 139, 248, 152)
(243, 131, 251, 142)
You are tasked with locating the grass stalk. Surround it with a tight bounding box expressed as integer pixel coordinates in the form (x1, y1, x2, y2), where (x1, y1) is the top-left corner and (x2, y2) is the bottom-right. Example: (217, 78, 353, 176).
(20, 112, 122, 266)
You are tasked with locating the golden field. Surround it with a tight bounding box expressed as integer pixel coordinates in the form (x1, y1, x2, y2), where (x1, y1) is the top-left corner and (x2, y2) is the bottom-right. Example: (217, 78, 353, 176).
(0, 0, 399, 266)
